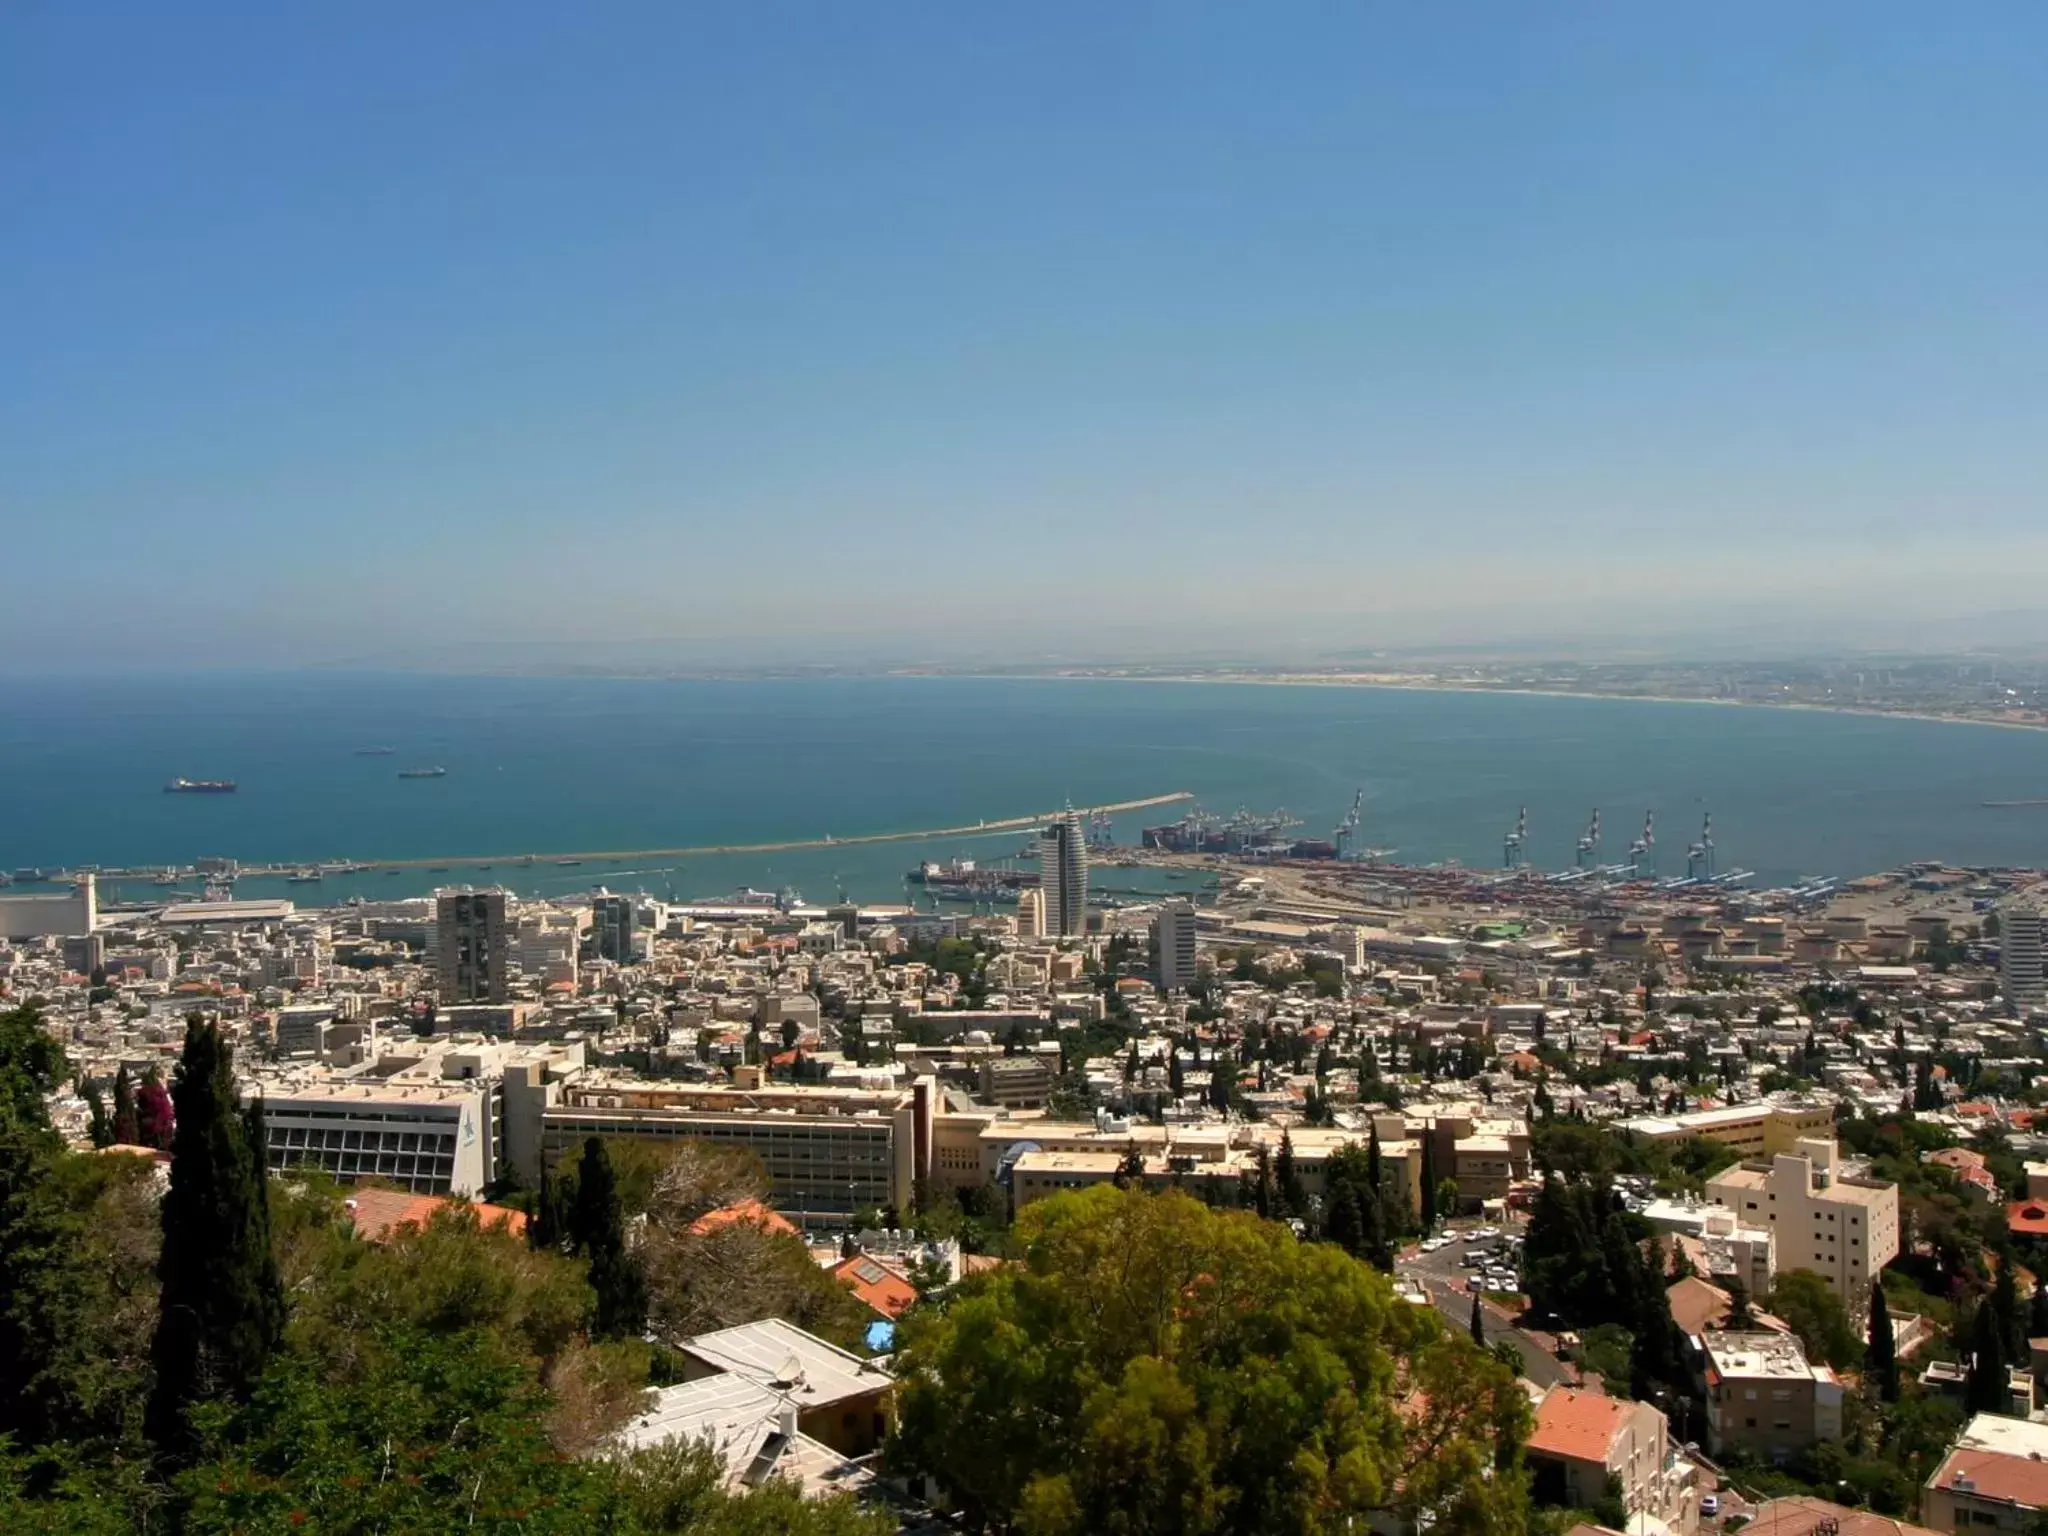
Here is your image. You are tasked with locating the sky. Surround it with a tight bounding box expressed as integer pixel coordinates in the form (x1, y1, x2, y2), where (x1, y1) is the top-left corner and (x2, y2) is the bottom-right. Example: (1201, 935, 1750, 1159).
(3, 3, 2046, 669)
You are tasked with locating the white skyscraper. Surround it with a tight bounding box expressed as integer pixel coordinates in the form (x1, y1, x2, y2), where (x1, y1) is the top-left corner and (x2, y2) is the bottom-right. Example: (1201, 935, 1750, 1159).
(2003, 902, 2046, 1017)
(1153, 900, 1198, 992)
(1038, 811, 1089, 938)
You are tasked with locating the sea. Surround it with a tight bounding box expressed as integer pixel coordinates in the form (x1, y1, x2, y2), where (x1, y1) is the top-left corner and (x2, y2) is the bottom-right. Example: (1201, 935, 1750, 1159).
(3, 672, 2046, 908)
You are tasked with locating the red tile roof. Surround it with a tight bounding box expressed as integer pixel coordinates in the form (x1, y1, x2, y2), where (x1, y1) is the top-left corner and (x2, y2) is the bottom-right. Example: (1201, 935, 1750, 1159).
(1932, 1448, 2048, 1511)
(2008, 1202, 2048, 1238)
(687, 1198, 797, 1239)
(1526, 1387, 1633, 1465)
(832, 1254, 919, 1319)
(344, 1188, 528, 1243)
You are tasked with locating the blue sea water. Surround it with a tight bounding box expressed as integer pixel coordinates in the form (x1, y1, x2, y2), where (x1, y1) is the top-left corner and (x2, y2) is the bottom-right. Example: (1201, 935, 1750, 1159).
(2, 673, 2045, 904)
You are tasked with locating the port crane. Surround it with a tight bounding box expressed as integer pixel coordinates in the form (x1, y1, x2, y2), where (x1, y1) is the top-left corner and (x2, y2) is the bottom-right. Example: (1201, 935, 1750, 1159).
(1502, 806, 1528, 870)
(1626, 811, 1655, 876)
(1574, 809, 1601, 869)
(1086, 810, 1115, 849)
(1686, 812, 1715, 881)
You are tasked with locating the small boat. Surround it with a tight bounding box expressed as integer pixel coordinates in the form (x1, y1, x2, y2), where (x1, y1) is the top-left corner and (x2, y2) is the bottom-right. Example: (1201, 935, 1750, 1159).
(286, 869, 322, 884)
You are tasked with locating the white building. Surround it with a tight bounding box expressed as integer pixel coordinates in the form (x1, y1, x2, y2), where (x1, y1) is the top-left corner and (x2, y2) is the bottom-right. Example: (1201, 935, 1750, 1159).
(1152, 900, 1198, 992)
(1705, 1138, 1899, 1308)
(0, 875, 97, 940)
(2002, 902, 2046, 1018)
(1038, 813, 1089, 938)
(253, 1077, 496, 1196)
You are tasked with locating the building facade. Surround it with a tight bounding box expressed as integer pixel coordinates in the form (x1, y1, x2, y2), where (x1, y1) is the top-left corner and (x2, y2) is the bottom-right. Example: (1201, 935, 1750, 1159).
(1705, 1138, 1898, 1309)
(2003, 902, 2046, 1018)
(436, 888, 509, 1003)
(1153, 900, 1198, 992)
(1038, 813, 1089, 938)
(1702, 1331, 1843, 1463)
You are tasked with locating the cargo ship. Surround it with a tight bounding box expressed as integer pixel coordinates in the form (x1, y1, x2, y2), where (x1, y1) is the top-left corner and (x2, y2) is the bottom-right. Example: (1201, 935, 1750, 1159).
(164, 778, 237, 794)
(398, 766, 448, 779)
(905, 858, 1037, 900)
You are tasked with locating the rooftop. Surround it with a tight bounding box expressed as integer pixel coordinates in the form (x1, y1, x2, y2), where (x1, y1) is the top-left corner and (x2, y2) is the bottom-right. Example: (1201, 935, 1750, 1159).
(1525, 1387, 1635, 1464)
(1704, 1330, 1822, 1383)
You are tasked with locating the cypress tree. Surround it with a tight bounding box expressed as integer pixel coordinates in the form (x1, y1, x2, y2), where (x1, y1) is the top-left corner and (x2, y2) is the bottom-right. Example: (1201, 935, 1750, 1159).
(1276, 1131, 1304, 1218)
(146, 1019, 285, 1458)
(111, 1064, 138, 1146)
(1868, 1281, 1899, 1403)
(2029, 1272, 2048, 1344)
(531, 1161, 559, 1250)
(1968, 1301, 2010, 1415)
(570, 1137, 646, 1338)
(84, 1081, 113, 1148)
(1994, 1253, 2024, 1360)
(1470, 1292, 1486, 1347)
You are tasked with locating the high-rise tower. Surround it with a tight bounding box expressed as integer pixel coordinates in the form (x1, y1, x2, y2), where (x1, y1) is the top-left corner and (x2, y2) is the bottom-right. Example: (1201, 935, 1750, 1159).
(1038, 810, 1089, 938)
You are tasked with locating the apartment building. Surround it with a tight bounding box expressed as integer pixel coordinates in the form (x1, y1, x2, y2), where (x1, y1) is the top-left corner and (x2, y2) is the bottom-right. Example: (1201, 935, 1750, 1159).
(1923, 1413, 2048, 1535)
(1525, 1386, 1683, 1527)
(1702, 1331, 1843, 1464)
(435, 888, 509, 1004)
(533, 1077, 936, 1223)
(1618, 1101, 1837, 1159)
(1153, 900, 1198, 992)
(1705, 1138, 1899, 1308)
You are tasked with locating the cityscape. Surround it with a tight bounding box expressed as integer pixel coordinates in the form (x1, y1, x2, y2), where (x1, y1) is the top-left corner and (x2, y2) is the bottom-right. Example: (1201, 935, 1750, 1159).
(6, 2, 2048, 1533)
(5, 800, 2048, 1529)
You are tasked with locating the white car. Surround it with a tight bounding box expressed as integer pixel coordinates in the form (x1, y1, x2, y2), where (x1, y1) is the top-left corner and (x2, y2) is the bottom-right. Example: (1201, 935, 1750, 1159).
(1700, 1496, 1721, 1518)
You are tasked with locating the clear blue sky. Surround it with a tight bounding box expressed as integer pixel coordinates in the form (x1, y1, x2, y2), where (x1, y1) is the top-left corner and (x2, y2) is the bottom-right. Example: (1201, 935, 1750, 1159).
(4, 3, 2045, 667)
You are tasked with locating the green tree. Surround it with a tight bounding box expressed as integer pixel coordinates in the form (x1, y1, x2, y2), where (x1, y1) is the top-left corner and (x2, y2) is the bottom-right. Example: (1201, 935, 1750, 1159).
(1276, 1130, 1305, 1218)
(568, 1137, 647, 1339)
(890, 1185, 1531, 1536)
(110, 1064, 138, 1147)
(1868, 1280, 1899, 1403)
(1723, 1275, 1757, 1331)
(83, 1082, 112, 1149)
(1470, 1292, 1486, 1346)
(1968, 1299, 2011, 1414)
(1768, 1270, 1863, 1371)
(145, 1018, 285, 1459)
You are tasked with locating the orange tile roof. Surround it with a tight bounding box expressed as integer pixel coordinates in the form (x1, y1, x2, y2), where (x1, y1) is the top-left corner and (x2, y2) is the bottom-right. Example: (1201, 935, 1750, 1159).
(1745, 1496, 1942, 1536)
(2008, 1202, 2048, 1238)
(687, 1198, 797, 1239)
(344, 1187, 529, 1243)
(1933, 1448, 2048, 1510)
(1526, 1387, 1632, 1465)
(832, 1254, 919, 1319)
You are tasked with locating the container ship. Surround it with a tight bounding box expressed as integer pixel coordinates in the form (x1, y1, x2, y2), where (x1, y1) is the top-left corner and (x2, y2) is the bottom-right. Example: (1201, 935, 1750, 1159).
(1141, 806, 1304, 855)
(398, 766, 448, 779)
(164, 778, 237, 794)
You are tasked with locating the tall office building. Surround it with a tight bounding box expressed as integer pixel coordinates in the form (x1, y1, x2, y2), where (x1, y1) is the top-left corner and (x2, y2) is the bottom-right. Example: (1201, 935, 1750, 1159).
(1153, 900, 1198, 991)
(2004, 901, 2046, 1017)
(1038, 811, 1089, 938)
(1014, 888, 1046, 940)
(590, 892, 637, 964)
(436, 888, 509, 1003)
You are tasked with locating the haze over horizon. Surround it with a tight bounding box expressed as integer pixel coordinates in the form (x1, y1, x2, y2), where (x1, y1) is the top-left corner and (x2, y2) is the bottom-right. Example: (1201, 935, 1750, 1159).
(5, 4, 2046, 671)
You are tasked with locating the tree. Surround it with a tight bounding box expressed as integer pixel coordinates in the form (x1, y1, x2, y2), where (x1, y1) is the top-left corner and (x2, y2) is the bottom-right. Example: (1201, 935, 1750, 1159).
(1112, 1142, 1146, 1190)
(890, 1185, 1531, 1536)
(136, 1074, 175, 1151)
(568, 1137, 646, 1339)
(1276, 1130, 1305, 1218)
(1723, 1276, 1757, 1332)
(1868, 1281, 1899, 1403)
(1470, 1292, 1486, 1347)
(1768, 1270, 1863, 1371)
(145, 1019, 285, 1458)
(83, 1082, 112, 1149)
(1968, 1300, 2011, 1414)
(1993, 1251, 2025, 1360)
(111, 1064, 138, 1147)
(1420, 1136, 1439, 1229)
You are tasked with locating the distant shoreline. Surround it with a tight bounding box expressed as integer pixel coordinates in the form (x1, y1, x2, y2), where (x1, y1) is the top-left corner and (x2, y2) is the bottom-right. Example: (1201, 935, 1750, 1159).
(978, 672, 2048, 736)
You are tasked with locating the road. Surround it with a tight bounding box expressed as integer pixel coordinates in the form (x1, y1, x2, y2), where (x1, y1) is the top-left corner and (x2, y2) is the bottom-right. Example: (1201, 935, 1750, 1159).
(1398, 1225, 1574, 1390)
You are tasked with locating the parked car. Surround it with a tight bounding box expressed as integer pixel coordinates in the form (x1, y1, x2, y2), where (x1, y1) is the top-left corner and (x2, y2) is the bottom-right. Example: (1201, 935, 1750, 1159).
(1700, 1496, 1720, 1517)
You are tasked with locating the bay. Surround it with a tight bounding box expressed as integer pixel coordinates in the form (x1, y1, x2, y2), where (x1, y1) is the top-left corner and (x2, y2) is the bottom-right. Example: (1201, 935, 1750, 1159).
(2, 673, 2045, 905)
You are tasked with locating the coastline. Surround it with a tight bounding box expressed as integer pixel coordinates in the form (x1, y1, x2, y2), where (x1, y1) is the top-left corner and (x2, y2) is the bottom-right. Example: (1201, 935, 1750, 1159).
(993, 672, 2048, 736)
